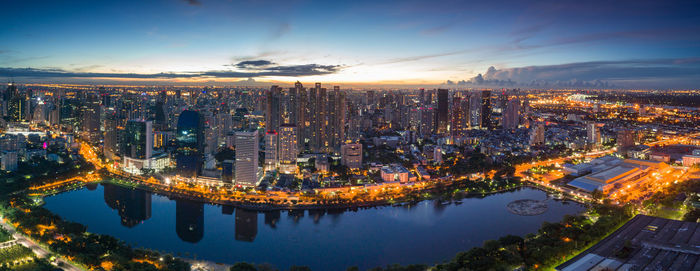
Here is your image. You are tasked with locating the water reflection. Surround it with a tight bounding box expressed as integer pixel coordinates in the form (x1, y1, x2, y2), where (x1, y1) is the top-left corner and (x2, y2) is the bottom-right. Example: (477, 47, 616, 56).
(235, 209, 257, 242)
(103, 183, 152, 228)
(175, 199, 204, 243)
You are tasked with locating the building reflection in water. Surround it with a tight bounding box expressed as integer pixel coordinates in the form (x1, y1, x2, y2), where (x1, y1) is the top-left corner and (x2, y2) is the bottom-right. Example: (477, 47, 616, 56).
(264, 210, 280, 229)
(235, 209, 257, 242)
(175, 199, 204, 243)
(103, 183, 152, 228)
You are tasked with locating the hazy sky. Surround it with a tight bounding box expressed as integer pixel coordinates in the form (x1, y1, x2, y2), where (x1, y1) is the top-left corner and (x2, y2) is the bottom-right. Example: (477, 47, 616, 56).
(1, 0, 700, 88)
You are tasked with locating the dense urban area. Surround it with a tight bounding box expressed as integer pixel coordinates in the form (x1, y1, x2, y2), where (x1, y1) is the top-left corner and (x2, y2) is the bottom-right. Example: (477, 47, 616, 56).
(0, 82, 697, 271)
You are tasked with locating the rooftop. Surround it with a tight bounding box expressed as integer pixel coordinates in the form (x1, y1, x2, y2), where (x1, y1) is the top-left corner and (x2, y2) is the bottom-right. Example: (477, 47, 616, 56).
(556, 215, 700, 271)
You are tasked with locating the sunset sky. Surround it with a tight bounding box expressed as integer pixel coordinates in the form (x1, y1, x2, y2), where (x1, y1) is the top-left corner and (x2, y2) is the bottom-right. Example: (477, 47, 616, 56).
(2, 0, 700, 88)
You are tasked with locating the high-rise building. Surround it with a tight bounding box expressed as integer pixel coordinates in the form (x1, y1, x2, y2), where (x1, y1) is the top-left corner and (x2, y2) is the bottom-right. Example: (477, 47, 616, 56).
(341, 143, 362, 169)
(121, 120, 153, 173)
(221, 160, 234, 183)
(82, 92, 101, 142)
(587, 122, 603, 147)
(529, 122, 545, 146)
(265, 86, 281, 134)
(469, 93, 482, 128)
(103, 113, 119, 159)
(264, 131, 278, 172)
(235, 130, 259, 187)
(176, 110, 204, 177)
(503, 98, 520, 130)
(481, 91, 492, 129)
(436, 89, 449, 134)
(617, 128, 637, 150)
(419, 107, 435, 137)
(278, 124, 298, 174)
(122, 120, 153, 160)
(451, 96, 468, 138)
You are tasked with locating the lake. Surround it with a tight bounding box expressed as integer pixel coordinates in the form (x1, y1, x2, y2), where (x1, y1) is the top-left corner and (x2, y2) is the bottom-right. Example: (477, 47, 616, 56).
(43, 183, 585, 270)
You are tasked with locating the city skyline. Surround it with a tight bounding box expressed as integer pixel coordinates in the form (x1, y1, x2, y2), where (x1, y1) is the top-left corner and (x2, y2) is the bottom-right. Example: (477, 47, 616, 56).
(2, 0, 700, 88)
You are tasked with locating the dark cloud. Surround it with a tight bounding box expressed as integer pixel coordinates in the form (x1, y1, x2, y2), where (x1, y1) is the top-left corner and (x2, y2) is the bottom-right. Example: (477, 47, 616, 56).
(183, 0, 201, 6)
(235, 60, 274, 68)
(446, 58, 700, 89)
(0, 61, 343, 80)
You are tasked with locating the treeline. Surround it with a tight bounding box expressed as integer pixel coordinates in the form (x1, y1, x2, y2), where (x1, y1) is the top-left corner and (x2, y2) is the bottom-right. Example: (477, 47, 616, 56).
(226, 204, 634, 271)
(1, 198, 190, 271)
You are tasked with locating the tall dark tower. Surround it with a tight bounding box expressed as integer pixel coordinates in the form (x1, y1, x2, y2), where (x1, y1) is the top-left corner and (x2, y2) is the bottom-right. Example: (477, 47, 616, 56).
(176, 110, 204, 177)
(436, 89, 449, 134)
(481, 91, 492, 130)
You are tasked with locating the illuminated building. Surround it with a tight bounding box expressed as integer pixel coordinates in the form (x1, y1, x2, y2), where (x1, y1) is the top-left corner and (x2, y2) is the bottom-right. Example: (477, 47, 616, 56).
(278, 124, 298, 174)
(436, 89, 449, 134)
(529, 122, 545, 146)
(340, 143, 362, 169)
(235, 129, 259, 187)
(175, 110, 204, 177)
(264, 130, 278, 172)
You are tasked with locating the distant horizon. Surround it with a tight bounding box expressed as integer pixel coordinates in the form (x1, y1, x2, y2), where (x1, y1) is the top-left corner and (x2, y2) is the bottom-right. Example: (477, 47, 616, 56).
(2, 0, 700, 89)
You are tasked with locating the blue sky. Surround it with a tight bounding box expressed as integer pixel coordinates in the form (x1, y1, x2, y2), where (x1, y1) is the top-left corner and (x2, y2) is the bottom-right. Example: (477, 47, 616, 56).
(1, 0, 700, 88)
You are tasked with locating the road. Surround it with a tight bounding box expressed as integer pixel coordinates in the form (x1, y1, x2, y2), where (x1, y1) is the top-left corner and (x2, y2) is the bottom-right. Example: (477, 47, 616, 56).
(0, 220, 83, 271)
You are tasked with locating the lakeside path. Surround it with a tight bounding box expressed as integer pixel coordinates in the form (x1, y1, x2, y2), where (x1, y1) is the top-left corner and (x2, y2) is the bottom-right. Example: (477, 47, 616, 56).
(0, 219, 83, 271)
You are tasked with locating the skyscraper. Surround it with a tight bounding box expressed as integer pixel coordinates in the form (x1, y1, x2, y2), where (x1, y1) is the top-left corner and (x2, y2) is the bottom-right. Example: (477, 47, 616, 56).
(278, 124, 298, 174)
(503, 98, 521, 130)
(481, 91, 492, 129)
(235, 130, 259, 187)
(176, 110, 204, 177)
(587, 121, 602, 147)
(436, 89, 449, 134)
(122, 119, 153, 160)
(469, 93, 482, 128)
(264, 130, 278, 172)
(529, 122, 545, 146)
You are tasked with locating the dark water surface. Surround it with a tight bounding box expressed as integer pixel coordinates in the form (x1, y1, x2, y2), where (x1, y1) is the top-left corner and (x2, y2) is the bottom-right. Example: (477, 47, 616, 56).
(43, 183, 585, 270)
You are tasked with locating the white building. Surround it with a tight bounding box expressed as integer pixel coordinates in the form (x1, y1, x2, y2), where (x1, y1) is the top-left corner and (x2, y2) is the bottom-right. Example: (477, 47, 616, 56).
(235, 130, 259, 187)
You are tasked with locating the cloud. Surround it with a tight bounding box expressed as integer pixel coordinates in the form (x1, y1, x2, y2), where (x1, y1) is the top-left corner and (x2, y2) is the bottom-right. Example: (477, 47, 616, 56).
(446, 58, 700, 89)
(183, 0, 201, 6)
(0, 60, 344, 80)
(235, 60, 274, 68)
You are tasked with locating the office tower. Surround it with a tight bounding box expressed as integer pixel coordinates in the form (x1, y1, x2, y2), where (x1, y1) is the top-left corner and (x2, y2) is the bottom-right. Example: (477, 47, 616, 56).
(103, 113, 119, 159)
(264, 131, 278, 172)
(176, 110, 204, 177)
(419, 107, 435, 136)
(278, 124, 298, 174)
(7, 90, 24, 122)
(451, 96, 467, 138)
(122, 120, 153, 160)
(587, 121, 602, 146)
(327, 86, 346, 153)
(617, 128, 637, 150)
(529, 122, 545, 146)
(265, 86, 281, 134)
(308, 84, 319, 152)
(340, 143, 362, 169)
(175, 199, 204, 243)
(503, 98, 521, 130)
(436, 89, 449, 134)
(469, 93, 482, 128)
(222, 160, 234, 183)
(295, 81, 307, 152)
(83, 92, 101, 142)
(481, 91, 492, 129)
(235, 130, 259, 187)
(317, 84, 328, 153)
